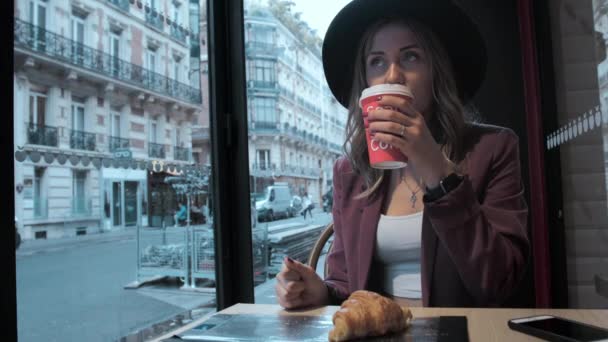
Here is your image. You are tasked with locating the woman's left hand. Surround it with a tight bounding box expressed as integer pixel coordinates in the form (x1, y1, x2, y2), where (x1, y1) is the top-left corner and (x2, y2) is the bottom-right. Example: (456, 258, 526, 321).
(367, 95, 453, 188)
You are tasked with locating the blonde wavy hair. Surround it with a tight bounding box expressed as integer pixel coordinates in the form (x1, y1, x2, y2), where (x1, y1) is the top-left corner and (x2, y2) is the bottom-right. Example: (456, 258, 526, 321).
(343, 18, 470, 198)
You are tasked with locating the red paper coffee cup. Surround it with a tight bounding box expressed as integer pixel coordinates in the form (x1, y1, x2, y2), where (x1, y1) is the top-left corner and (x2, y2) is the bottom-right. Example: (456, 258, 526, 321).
(359, 84, 414, 169)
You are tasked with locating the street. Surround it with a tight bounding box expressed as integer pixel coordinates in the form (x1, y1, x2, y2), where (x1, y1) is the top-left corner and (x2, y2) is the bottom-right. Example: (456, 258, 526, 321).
(15, 208, 331, 342)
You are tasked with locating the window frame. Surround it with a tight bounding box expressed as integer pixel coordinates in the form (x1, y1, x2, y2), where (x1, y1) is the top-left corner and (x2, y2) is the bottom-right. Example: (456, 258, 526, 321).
(207, 0, 255, 308)
(5, 0, 261, 339)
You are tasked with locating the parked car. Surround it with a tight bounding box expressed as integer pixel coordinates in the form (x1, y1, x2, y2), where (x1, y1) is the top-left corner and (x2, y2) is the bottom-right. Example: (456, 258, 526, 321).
(287, 195, 303, 217)
(255, 183, 292, 222)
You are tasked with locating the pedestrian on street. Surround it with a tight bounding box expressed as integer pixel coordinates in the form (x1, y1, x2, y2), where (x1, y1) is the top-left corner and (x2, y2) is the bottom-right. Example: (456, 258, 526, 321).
(301, 192, 313, 220)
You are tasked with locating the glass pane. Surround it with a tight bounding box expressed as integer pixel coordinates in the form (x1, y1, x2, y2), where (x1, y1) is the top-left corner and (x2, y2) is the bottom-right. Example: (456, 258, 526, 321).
(124, 181, 138, 226)
(242, 0, 351, 303)
(37, 96, 45, 126)
(14, 0, 215, 340)
(28, 94, 34, 123)
(113, 181, 122, 226)
(545, 0, 608, 308)
(37, 4, 45, 29)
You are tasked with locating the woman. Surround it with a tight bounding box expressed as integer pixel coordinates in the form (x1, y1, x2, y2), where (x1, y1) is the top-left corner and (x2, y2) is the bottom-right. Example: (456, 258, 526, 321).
(276, 0, 529, 308)
(301, 192, 313, 220)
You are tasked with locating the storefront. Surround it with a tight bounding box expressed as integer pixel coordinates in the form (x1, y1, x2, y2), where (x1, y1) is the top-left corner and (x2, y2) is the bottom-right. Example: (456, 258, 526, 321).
(101, 168, 147, 230)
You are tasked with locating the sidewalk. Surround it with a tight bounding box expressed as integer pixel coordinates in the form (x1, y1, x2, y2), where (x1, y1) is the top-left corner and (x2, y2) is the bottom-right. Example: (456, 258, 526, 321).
(16, 228, 136, 256)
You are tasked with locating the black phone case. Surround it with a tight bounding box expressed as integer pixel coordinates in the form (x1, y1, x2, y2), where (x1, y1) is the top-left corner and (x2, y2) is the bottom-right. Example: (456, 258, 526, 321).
(508, 316, 606, 342)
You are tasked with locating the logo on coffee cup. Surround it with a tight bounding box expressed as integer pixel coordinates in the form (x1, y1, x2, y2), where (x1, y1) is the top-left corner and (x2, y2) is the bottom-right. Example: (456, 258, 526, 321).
(370, 138, 393, 151)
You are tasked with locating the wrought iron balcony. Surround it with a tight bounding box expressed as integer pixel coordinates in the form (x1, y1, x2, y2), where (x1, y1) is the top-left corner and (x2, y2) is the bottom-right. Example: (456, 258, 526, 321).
(149, 142, 165, 159)
(26, 123, 58, 147)
(70, 129, 96, 151)
(250, 80, 278, 92)
(107, 0, 129, 12)
(109, 136, 130, 152)
(145, 11, 164, 31)
(170, 25, 187, 44)
(279, 86, 296, 101)
(251, 121, 279, 131)
(14, 18, 201, 104)
(174, 146, 190, 161)
(246, 41, 277, 57)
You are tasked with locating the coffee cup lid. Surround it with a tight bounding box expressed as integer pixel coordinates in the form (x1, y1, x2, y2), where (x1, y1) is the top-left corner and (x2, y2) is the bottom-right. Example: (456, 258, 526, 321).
(359, 84, 414, 107)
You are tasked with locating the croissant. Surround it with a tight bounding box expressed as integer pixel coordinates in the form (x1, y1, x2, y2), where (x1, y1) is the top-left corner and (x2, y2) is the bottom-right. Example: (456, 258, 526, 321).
(328, 290, 413, 341)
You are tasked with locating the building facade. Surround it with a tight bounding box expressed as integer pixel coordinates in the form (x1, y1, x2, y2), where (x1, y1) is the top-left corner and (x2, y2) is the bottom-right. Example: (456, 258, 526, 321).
(194, 5, 347, 204)
(14, 0, 202, 239)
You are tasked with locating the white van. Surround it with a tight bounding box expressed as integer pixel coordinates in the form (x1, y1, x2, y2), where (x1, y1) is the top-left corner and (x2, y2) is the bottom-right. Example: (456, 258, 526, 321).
(255, 183, 292, 221)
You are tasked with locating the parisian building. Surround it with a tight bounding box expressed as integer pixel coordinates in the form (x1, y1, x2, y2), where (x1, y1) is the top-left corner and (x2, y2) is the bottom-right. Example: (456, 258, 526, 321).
(193, 4, 347, 204)
(13, 0, 202, 239)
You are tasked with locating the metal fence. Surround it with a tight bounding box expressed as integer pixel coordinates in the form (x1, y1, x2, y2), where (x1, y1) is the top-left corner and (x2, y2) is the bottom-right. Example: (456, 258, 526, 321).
(136, 226, 189, 282)
(190, 226, 269, 286)
(136, 224, 269, 288)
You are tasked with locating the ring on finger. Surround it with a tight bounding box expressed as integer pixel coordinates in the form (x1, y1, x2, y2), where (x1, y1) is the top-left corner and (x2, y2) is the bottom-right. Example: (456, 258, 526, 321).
(399, 124, 405, 137)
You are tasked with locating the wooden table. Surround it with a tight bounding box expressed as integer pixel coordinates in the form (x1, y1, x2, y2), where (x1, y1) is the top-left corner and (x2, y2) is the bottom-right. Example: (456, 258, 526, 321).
(153, 304, 608, 341)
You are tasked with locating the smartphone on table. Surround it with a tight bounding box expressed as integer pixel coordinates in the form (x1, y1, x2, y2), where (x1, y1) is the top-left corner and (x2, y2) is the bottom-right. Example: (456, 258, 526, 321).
(508, 315, 608, 342)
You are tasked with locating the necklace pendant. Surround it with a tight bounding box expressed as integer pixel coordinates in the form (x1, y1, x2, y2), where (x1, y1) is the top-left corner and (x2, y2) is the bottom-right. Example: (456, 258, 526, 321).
(410, 193, 417, 208)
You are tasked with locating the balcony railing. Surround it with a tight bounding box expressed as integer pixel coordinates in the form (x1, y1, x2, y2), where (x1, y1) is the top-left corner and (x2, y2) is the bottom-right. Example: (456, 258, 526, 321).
(170, 25, 187, 44)
(283, 164, 321, 178)
(70, 129, 96, 151)
(251, 163, 276, 171)
(26, 123, 58, 147)
(109, 136, 130, 152)
(246, 41, 277, 57)
(145, 11, 164, 31)
(279, 86, 296, 101)
(149, 142, 165, 159)
(14, 18, 201, 104)
(174, 146, 190, 161)
(251, 80, 278, 91)
(72, 198, 93, 216)
(107, 0, 129, 12)
(251, 121, 279, 131)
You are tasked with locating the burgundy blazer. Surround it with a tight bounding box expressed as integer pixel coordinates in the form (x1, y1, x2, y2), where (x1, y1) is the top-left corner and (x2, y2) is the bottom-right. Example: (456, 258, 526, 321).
(325, 124, 530, 307)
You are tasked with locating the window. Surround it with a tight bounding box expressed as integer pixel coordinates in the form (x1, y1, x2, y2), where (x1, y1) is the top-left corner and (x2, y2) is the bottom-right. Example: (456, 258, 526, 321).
(28, 91, 46, 125)
(173, 57, 181, 82)
(109, 31, 121, 76)
(33, 167, 46, 218)
(12, 0, 353, 340)
(257, 149, 270, 170)
(14, 1, 215, 340)
(175, 126, 181, 147)
(253, 97, 276, 125)
(28, 0, 47, 48)
(110, 112, 120, 138)
(72, 170, 88, 215)
(251, 59, 275, 84)
(71, 103, 85, 132)
(542, 0, 608, 308)
(70, 13, 86, 63)
(146, 48, 157, 73)
(150, 119, 158, 143)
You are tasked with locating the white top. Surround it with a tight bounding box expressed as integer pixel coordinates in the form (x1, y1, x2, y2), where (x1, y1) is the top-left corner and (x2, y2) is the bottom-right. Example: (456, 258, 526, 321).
(374, 211, 423, 299)
(302, 195, 312, 207)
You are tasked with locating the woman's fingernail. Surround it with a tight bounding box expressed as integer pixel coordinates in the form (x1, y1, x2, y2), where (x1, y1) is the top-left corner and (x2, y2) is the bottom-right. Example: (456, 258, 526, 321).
(376, 96, 382, 101)
(286, 257, 294, 264)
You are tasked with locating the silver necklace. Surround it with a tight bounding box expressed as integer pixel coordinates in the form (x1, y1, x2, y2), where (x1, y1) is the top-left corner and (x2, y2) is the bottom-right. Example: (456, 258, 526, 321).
(400, 169, 422, 208)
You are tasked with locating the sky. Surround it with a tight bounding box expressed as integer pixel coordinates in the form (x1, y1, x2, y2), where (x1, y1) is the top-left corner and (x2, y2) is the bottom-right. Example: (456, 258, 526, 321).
(283, 0, 353, 39)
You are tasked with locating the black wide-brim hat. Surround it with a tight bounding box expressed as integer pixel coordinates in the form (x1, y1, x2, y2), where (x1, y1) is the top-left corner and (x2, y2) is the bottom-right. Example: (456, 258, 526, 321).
(322, 0, 487, 108)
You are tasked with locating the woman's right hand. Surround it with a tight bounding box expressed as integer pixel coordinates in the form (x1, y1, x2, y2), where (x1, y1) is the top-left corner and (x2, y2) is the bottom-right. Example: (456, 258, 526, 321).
(275, 257, 329, 309)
